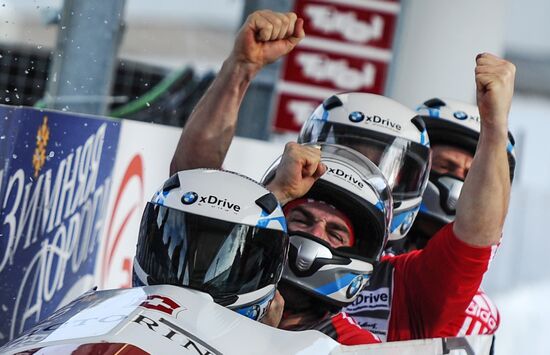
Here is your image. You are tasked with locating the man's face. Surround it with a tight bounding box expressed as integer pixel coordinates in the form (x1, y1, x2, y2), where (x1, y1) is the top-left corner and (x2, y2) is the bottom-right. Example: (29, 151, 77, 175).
(431, 144, 473, 180)
(285, 201, 353, 248)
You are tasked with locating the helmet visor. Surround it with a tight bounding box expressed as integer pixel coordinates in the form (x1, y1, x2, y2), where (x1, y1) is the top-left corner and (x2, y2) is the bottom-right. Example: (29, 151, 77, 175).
(300, 120, 431, 200)
(136, 203, 288, 303)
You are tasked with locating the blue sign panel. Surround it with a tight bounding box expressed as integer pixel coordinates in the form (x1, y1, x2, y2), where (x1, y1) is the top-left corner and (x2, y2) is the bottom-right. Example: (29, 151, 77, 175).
(0, 105, 120, 344)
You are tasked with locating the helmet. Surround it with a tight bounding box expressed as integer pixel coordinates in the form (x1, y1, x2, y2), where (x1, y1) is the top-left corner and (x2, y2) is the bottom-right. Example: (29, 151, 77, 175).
(298, 93, 431, 241)
(133, 169, 289, 322)
(417, 97, 516, 180)
(415, 97, 516, 230)
(262, 143, 393, 307)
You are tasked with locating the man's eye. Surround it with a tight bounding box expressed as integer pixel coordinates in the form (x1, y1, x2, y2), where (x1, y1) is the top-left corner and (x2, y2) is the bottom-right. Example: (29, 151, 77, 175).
(289, 217, 308, 225)
(328, 232, 344, 243)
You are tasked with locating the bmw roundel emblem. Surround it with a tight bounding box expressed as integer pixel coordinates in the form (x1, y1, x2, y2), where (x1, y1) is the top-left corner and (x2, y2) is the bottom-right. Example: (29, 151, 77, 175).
(244, 304, 261, 320)
(400, 211, 415, 235)
(453, 111, 468, 120)
(346, 275, 364, 298)
(349, 111, 365, 123)
(181, 191, 198, 205)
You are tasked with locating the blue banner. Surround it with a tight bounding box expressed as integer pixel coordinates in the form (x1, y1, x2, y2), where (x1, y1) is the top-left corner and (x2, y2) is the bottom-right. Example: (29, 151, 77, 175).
(0, 105, 120, 344)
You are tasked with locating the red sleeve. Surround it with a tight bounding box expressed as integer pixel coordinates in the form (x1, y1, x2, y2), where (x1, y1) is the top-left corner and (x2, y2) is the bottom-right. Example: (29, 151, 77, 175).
(332, 312, 381, 345)
(386, 223, 497, 340)
(439, 288, 501, 337)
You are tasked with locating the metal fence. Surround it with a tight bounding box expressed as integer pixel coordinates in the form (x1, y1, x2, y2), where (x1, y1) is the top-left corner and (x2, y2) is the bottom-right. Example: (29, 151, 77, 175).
(0, 43, 213, 127)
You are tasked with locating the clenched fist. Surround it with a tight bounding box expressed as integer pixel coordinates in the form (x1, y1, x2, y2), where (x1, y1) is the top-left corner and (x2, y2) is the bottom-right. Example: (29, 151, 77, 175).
(230, 10, 305, 74)
(475, 53, 516, 135)
(267, 142, 327, 205)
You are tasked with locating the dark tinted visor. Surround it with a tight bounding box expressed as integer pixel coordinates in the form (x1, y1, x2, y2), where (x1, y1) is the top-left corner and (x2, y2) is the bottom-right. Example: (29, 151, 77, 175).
(135, 203, 288, 303)
(300, 120, 430, 199)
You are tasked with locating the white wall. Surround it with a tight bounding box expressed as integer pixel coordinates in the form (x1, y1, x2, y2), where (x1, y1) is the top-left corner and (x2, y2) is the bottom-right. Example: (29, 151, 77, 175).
(484, 95, 550, 292)
(479, 95, 550, 352)
(387, 0, 506, 108)
(505, 0, 550, 56)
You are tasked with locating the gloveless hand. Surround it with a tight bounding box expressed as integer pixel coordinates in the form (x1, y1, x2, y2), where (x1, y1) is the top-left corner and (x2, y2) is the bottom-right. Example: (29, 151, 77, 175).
(230, 10, 305, 74)
(475, 53, 516, 135)
(267, 142, 327, 205)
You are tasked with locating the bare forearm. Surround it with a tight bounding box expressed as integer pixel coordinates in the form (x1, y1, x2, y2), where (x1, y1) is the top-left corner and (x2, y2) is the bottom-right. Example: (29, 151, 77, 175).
(170, 57, 259, 174)
(453, 129, 510, 246)
(170, 10, 305, 175)
(454, 53, 515, 246)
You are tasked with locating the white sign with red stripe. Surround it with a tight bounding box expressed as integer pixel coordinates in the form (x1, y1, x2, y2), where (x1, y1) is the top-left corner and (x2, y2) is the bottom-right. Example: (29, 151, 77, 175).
(273, 0, 401, 132)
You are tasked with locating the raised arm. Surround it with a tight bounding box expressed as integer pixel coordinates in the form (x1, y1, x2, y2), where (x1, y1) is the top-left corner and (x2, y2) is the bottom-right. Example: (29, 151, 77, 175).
(169, 10, 305, 174)
(453, 53, 516, 246)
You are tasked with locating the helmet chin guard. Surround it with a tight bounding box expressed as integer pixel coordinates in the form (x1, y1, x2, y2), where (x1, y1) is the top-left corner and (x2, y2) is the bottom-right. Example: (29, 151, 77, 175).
(420, 172, 464, 227)
(283, 231, 374, 307)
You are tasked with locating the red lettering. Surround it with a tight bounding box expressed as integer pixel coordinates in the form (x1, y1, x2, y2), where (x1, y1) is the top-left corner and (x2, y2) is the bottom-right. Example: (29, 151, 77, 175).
(140, 295, 181, 315)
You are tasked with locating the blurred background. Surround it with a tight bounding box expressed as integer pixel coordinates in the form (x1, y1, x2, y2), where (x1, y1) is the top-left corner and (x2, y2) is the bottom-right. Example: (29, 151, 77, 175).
(1, 0, 549, 353)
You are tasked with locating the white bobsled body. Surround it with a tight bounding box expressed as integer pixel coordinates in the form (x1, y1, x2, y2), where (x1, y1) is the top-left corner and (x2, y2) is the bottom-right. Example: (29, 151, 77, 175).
(0, 285, 494, 355)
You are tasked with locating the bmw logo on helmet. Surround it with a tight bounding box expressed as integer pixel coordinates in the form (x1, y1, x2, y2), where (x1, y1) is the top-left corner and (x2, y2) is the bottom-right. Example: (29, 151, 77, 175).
(453, 111, 468, 120)
(346, 275, 364, 298)
(181, 191, 198, 205)
(349, 111, 365, 123)
(400, 211, 415, 235)
(245, 305, 260, 320)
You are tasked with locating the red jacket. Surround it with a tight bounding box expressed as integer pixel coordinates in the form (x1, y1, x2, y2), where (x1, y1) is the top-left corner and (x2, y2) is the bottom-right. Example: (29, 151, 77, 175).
(344, 223, 497, 341)
(440, 288, 500, 336)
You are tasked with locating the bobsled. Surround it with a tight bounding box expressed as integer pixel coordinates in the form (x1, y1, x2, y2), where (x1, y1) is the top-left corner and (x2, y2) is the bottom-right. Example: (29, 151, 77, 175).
(0, 284, 495, 355)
